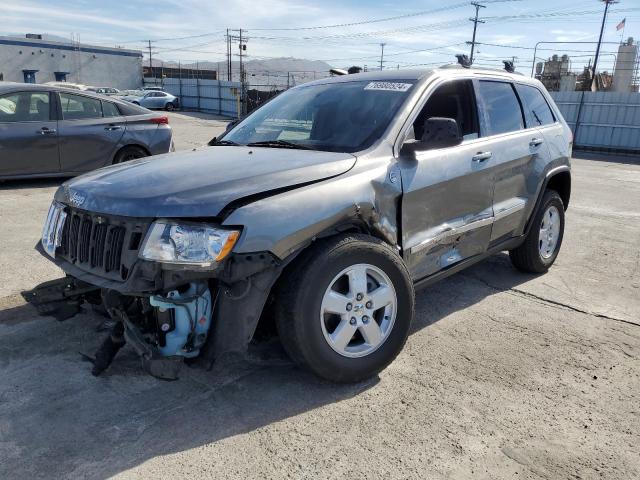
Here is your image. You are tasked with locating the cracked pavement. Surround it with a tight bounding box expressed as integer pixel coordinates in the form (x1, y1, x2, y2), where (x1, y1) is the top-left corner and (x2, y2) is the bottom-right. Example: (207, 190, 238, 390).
(0, 129, 638, 479)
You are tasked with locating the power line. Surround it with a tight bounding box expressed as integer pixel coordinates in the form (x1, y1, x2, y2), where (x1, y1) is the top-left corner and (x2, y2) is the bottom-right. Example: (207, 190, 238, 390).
(250, 2, 471, 31)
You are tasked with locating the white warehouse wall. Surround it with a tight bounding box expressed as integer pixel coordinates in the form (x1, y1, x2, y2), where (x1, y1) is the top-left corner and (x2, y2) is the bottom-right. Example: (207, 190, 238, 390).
(0, 36, 143, 89)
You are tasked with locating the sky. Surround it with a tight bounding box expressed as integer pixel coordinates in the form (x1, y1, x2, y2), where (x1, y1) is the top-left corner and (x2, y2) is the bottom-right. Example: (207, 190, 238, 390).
(2, 0, 638, 75)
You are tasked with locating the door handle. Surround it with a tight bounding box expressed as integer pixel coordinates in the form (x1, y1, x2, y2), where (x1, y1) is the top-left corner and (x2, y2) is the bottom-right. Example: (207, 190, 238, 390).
(38, 127, 56, 135)
(472, 151, 492, 162)
(529, 137, 544, 147)
(105, 125, 122, 131)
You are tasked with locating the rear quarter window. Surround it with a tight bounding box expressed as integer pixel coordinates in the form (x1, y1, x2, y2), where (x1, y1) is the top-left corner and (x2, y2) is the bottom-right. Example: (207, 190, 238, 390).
(515, 84, 556, 127)
(476, 80, 524, 136)
(116, 101, 150, 116)
(102, 101, 121, 118)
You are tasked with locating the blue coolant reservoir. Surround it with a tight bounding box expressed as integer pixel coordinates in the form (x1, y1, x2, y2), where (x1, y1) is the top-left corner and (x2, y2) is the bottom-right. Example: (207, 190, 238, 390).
(150, 283, 212, 358)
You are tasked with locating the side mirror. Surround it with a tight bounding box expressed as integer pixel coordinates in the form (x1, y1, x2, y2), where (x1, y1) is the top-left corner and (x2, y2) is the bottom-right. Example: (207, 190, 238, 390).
(419, 117, 462, 149)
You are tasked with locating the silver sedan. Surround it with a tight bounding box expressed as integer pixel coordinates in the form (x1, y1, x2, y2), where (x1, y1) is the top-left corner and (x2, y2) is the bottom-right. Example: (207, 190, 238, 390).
(124, 91, 179, 111)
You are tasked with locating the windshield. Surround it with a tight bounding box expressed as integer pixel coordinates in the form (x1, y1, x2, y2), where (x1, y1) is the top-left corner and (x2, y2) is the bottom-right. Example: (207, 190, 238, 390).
(223, 80, 416, 153)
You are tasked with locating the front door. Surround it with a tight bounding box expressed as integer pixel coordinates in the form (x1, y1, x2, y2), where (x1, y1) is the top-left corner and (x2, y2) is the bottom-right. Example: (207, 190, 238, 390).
(399, 79, 495, 281)
(0, 91, 59, 176)
(56, 92, 126, 172)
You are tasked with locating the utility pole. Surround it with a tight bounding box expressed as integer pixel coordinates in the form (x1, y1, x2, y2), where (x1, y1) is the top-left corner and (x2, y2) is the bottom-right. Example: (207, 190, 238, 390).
(239, 28, 244, 86)
(226, 29, 231, 81)
(591, 0, 618, 91)
(379, 43, 386, 71)
(147, 40, 155, 85)
(469, 2, 486, 65)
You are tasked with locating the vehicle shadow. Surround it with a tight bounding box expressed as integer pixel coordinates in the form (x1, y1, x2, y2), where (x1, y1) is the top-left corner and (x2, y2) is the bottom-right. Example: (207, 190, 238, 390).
(0, 252, 535, 479)
(572, 150, 640, 166)
(169, 110, 232, 122)
(0, 177, 64, 191)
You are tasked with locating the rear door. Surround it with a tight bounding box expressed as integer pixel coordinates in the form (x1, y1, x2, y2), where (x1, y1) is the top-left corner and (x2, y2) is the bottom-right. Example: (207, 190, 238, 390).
(399, 79, 495, 281)
(473, 79, 544, 242)
(0, 90, 60, 176)
(57, 92, 126, 172)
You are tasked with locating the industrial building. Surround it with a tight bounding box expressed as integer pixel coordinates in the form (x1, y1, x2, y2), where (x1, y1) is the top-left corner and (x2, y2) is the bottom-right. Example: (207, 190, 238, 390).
(535, 38, 639, 93)
(0, 34, 143, 89)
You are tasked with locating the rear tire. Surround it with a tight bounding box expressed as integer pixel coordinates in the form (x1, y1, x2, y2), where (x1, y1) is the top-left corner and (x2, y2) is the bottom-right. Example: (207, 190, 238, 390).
(509, 190, 565, 273)
(275, 234, 415, 383)
(112, 145, 148, 165)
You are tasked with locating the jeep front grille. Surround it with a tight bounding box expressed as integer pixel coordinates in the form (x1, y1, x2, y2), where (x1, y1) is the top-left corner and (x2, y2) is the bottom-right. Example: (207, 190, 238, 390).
(59, 208, 149, 281)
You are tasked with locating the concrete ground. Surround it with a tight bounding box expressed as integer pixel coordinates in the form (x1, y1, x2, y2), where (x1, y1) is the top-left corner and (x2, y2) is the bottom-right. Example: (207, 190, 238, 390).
(0, 114, 638, 479)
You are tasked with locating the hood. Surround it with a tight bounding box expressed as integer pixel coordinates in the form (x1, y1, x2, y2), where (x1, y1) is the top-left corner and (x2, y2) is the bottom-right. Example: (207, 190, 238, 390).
(55, 146, 356, 218)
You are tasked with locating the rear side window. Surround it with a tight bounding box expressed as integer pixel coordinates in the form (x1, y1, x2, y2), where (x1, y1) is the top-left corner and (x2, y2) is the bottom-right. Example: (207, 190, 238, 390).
(0, 92, 50, 122)
(59, 92, 103, 120)
(515, 84, 555, 127)
(476, 81, 524, 136)
(102, 101, 121, 117)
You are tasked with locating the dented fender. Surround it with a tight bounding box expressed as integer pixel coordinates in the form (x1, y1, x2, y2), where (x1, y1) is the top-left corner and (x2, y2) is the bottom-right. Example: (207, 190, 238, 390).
(222, 152, 404, 259)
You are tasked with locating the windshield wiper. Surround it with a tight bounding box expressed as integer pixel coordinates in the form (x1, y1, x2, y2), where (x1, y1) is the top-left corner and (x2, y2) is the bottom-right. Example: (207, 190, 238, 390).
(246, 140, 315, 150)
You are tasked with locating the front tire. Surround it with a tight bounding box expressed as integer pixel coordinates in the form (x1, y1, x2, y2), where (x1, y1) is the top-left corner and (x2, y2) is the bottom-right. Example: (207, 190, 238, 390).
(509, 190, 565, 273)
(275, 234, 415, 383)
(165, 102, 175, 111)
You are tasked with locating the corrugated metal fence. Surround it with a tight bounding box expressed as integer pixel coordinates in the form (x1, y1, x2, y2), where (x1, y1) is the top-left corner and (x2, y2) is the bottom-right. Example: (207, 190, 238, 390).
(152, 78, 242, 118)
(550, 91, 640, 153)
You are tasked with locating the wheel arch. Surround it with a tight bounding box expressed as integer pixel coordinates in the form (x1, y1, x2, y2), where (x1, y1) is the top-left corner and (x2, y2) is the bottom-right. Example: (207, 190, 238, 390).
(546, 170, 571, 210)
(110, 144, 151, 165)
(523, 166, 571, 236)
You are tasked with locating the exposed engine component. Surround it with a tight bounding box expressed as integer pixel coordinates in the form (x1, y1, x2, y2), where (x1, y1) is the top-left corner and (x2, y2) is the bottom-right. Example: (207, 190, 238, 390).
(150, 283, 213, 358)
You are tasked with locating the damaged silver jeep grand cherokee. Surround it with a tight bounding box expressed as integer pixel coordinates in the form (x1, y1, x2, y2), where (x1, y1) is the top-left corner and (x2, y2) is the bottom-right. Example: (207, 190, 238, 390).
(26, 67, 572, 382)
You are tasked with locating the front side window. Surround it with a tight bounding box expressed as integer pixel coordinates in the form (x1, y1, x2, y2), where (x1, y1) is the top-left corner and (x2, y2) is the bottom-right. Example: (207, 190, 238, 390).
(515, 84, 555, 127)
(0, 92, 50, 122)
(59, 92, 103, 120)
(476, 81, 524, 136)
(224, 80, 416, 153)
(411, 79, 479, 142)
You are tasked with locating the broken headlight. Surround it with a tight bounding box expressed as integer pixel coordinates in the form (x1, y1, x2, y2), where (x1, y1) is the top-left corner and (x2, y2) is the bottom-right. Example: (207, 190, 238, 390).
(139, 221, 240, 267)
(41, 201, 67, 258)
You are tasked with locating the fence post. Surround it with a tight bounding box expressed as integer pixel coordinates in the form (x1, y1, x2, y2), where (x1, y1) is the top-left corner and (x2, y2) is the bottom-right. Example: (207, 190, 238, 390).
(196, 62, 200, 112)
(218, 81, 222, 115)
(573, 90, 586, 149)
(178, 61, 182, 107)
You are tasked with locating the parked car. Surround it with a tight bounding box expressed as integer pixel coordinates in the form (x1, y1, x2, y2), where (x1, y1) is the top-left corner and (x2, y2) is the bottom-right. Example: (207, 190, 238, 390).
(0, 82, 173, 179)
(87, 87, 121, 96)
(27, 67, 571, 383)
(122, 90, 179, 111)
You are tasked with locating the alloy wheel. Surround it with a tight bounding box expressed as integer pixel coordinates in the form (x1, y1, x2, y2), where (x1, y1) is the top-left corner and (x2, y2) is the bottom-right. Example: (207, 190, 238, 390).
(320, 263, 397, 358)
(539, 205, 561, 259)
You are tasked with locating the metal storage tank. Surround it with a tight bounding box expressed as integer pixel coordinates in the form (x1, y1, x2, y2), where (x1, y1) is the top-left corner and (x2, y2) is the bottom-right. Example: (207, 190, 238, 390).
(612, 37, 638, 93)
